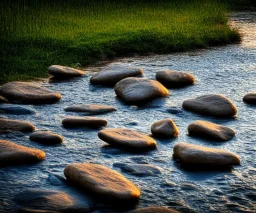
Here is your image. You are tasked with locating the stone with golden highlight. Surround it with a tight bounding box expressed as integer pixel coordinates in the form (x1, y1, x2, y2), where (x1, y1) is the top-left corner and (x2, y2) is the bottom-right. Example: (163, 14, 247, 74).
(30, 131, 63, 145)
(0, 117, 35, 133)
(151, 119, 179, 138)
(48, 65, 85, 79)
(128, 206, 180, 213)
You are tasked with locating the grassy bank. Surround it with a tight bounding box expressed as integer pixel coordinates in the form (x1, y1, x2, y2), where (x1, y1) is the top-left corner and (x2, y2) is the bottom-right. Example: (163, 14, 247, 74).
(0, 0, 241, 83)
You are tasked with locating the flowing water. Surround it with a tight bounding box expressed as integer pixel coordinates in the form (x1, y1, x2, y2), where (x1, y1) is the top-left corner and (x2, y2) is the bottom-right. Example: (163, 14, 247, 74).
(0, 12, 255, 213)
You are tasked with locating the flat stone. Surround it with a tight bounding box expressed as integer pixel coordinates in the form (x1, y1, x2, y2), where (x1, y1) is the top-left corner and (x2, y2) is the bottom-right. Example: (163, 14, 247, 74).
(0, 82, 61, 104)
(243, 92, 256, 104)
(0, 105, 36, 115)
(0, 139, 45, 166)
(98, 128, 157, 151)
(182, 94, 237, 117)
(0, 117, 35, 133)
(48, 65, 85, 79)
(64, 163, 141, 201)
(128, 207, 180, 213)
(151, 119, 179, 138)
(115, 77, 169, 103)
(64, 104, 117, 115)
(62, 116, 107, 128)
(188, 120, 235, 141)
(30, 131, 63, 145)
(173, 142, 240, 167)
(113, 163, 161, 177)
(0, 95, 9, 103)
(90, 65, 144, 86)
(156, 70, 195, 88)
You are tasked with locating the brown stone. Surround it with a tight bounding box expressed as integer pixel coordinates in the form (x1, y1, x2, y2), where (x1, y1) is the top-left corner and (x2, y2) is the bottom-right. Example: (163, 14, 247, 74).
(151, 119, 179, 138)
(62, 116, 107, 128)
(0, 117, 35, 133)
(30, 131, 63, 145)
(243, 92, 256, 104)
(48, 65, 85, 79)
(65, 104, 117, 115)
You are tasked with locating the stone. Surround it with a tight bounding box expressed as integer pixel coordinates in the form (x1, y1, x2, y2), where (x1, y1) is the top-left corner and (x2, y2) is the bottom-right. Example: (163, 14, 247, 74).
(90, 65, 144, 86)
(188, 120, 235, 141)
(115, 77, 169, 103)
(30, 131, 63, 145)
(128, 207, 180, 213)
(0, 105, 36, 115)
(98, 128, 157, 151)
(64, 104, 117, 115)
(0, 139, 45, 166)
(48, 65, 85, 79)
(0, 117, 35, 133)
(18, 209, 59, 213)
(113, 163, 161, 177)
(151, 119, 179, 138)
(0, 95, 9, 103)
(156, 70, 195, 88)
(64, 163, 141, 201)
(182, 94, 237, 117)
(62, 116, 107, 128)
(243, 92, 256, 104)
(0, 82, 61, 104)
(173, 142, 240, 167)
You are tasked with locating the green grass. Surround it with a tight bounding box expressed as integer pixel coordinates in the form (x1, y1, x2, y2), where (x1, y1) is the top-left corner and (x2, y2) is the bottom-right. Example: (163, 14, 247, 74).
(0, 0, 241, 82)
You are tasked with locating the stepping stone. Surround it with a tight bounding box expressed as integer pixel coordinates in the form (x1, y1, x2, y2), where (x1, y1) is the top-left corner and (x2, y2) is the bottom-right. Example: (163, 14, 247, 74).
(0, 95, 9, 103)
(156, 70, 195, 88)
(98, 128, 157, 151)
(64, 163, 141, 201)
(128, 207, 180, 213)
(65, 104, 117, 115)
(182, 94, 237, 117)
(90, 65, 144, 86)
(0, 139, 45, 166)
(0, 117, 35, 133)
(15, 189, 92, 212)
(0, 105, 36, 115)
(113, 163, 161, 177)
(243, 92, 256, 104)
(115, 77, 169, 103)
(30, 131, 63, 145)
(151, 119, 179, 138)
(173, 142, 240, 167)
(48, 65, 85, 79)
(0, 82, 61, 104)
(188, 120, 235, 141)
(62, 116, 107, 128)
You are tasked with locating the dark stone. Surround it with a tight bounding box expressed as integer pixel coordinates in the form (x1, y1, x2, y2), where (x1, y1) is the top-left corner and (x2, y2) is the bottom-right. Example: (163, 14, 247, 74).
(0, 117, 35, 133)
(30, 131, 63, 145)
(62, 116, 107, 128)
(64, 104, 117, 115)
(243, 92, 256, 104)
(0, 105, 36, 115)
(151, 119, 179, 138)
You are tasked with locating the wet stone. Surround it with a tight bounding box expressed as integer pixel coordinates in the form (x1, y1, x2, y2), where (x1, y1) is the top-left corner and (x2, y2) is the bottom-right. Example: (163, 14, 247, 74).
(128, 207, 180, 213)
(0, 105, 36, 115)
(48, 65, 85, 79)
(151, 119, 179, 138)
(0, 117, 35, 133)
(243, 92, 256, 104)
(64, 104, 117, 115)
(62, 116, 107, 128)
(30, 131, 63, 145)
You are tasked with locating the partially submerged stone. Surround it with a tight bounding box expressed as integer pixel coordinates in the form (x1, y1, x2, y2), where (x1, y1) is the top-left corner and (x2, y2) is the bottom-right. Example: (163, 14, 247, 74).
(0, 105, 36, 115)
(115, 77, 169, 103)
(188, 120, 235, 141)
(173, 142, 240, 167)
(30, 131, 63, 145)
(98, 128, 157, 151)
(156, 70, 195, 88)
(62, 116, 107, 128)
(0, 117, 35, 133)
(48, 65, 85, 79)
(243, 92, 256, 104)
(64, 163, 141, 201)
(90, 65, 144, 86)
(0, 139, 45, 166)
(64, 104, 117, 115)
(128, 207, 180, 213)
(151, 119, 179, 138)
(0, 82, 61, 104)
(182, 94, 237, 117)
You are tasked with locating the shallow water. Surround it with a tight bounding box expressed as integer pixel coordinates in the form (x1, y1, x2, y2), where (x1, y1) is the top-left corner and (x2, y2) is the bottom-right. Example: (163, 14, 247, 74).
(0, 12, 256, 213)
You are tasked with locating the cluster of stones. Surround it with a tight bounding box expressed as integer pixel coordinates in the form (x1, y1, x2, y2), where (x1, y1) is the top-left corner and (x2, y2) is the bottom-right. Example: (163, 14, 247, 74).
(0, 63, 254, 212)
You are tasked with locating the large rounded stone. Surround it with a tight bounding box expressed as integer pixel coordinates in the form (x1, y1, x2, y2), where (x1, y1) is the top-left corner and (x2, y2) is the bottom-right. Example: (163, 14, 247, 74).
(0, 105, 36, 115)
(156, 70, 195, 88)
(151, 119, 179, 138)
(128, 207, 180, 213)
(243, 92, 256, 104)
(182, 94, 237, 117)
(0, 95, 9, 103)
(64, 163, 141, 201)
(0, 139, 45, 166)
(30, 131, 63, 145)
(115, 77, 169, 103)
(0, 82, 61, 104)
(173, 142, 240, 167)
(62, 116, 107, 128)
(0, 117, 35, 133)
(90, 65, 144, 86)
(65, 104, 117, 115)
(48, 65, 85, 79)
(188, 120, 235, 141)
(98, 128, 157, 151)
